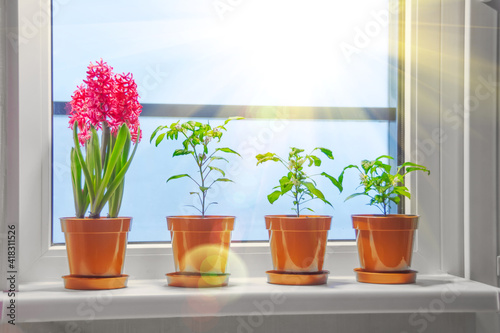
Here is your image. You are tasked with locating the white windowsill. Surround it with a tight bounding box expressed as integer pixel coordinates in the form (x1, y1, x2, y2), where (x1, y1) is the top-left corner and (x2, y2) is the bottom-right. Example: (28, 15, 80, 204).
(7, 274, 500, 323)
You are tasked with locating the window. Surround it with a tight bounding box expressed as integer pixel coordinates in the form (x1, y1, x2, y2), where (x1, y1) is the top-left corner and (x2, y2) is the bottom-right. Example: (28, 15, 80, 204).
(17, 0, 455, 283)
(51, 0, 400, 243)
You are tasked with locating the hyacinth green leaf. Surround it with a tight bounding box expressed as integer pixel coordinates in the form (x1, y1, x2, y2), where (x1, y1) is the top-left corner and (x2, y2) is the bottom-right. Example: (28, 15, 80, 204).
(90, 127, 102, 189)
(94, 125, 128, 208)
(109, 180, 124, 218)
(267, 190, 282, 204)
(72, 122, 95, 201)
(121, 128, 132, 165)
(96, 138, 139, 216)
(70, 148, 85, 218)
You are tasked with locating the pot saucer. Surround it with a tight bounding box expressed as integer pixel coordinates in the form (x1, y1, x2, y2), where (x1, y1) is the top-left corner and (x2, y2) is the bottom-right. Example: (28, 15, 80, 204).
(62, 274, 129, 290)
(266, 270, 329, 285)
(166, 272, 230, 288)
(354, 268, 417, 284)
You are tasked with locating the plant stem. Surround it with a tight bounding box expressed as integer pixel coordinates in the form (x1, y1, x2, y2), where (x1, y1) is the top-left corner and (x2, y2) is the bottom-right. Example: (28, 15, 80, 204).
(294, 166, 300, 217)
(199, 161, 206, 217)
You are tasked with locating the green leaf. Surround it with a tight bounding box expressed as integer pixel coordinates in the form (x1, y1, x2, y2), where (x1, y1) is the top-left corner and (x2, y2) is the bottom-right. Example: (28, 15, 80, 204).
(150, 126, 164, 143)
(319, 197, 333, 207)
(381, 163, 392, 174)
(155, 133, 166, 146)
(267, 190, 282, 204)
(321, 172, 343, 193)
(345, 192, 366, 202)
(317, 147, 334, 160)
(185, 205, 202, 214)
(166, 174, 190, 182)
(214, 178, 233, 183)
(393, 186, 411, 199)
(256, 152, 280, 165)
(200, 186, 210, 191)
(224, 116, 244, 125)
(401, 162, 431, 175)
(390, 196, 401, 204)
(208, 166, 225, 177)
(173, 149, 192, 157)
(210, 156, 229, 163)
(279, 176, 293, 194)
(310, 155, 321, 167)
(303, 182, 325, 200)
(216, 147, 241, 157)
(95, 135, 140, 217)
(94, 125, 129, 207)
(72, 122, 95, 202)
(290, 147, 305, 155)
(376, 155, 394, 161)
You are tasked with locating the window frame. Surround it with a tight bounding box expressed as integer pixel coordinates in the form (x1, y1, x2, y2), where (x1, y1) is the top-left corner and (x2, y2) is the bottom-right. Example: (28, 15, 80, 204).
(14, 0, 452, 283)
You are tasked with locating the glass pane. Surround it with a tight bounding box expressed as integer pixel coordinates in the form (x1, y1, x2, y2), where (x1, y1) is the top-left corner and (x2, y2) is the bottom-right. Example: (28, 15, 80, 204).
(52, 0, 390, 107)
(52, 0, 396, 243)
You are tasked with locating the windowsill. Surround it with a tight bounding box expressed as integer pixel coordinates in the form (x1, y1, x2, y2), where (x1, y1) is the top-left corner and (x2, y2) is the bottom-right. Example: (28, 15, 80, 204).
(9, 274, 500, 323)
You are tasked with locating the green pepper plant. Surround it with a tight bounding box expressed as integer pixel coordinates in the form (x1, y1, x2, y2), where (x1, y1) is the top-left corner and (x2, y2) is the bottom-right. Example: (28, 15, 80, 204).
(151, 117, 243, 217)
(256, 147, 343, 217)
(341, 155, 430, 215)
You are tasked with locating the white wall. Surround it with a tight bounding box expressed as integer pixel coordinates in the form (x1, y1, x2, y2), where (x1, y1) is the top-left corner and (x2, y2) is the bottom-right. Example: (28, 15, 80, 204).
(18, 313, 476, 333)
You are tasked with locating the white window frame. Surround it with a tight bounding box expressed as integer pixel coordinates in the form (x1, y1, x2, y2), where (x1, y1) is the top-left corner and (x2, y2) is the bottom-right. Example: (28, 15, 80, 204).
(11, 0, 484, 284)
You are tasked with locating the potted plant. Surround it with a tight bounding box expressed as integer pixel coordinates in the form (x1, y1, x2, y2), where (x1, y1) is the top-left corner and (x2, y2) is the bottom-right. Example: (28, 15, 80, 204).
(341, 155, 430, 284)
(61, 59, 142, 290)
(256, 147, 342, 285)
(151, 117, 242, 288)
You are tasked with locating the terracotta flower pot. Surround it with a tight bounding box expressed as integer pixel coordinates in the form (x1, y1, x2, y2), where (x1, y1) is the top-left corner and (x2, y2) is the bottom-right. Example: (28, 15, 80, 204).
(60, 217, 131, 277)
(167, 216, 235, 274)
(352, 214, 418, 272)
(265, 215, 331, 273)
